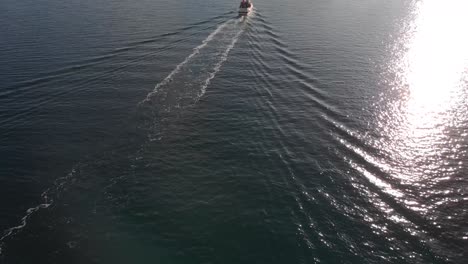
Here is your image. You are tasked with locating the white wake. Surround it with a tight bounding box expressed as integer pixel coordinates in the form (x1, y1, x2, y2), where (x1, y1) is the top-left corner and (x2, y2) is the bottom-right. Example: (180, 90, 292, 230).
(0, 15, 250, 256)
(141, 16, 249, 111)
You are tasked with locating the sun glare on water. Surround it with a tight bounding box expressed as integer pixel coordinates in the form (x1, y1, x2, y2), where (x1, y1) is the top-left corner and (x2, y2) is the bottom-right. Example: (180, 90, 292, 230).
(398, 0, 468, 104)
(374, 0, 468, 210)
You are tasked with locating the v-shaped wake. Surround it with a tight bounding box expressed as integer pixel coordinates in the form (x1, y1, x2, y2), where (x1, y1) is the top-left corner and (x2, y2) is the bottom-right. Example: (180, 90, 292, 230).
(141, 16, 249, 112)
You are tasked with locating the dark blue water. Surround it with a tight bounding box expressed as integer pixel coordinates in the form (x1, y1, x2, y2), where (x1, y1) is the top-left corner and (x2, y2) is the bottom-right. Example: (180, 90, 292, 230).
(1, 0, 467, 263)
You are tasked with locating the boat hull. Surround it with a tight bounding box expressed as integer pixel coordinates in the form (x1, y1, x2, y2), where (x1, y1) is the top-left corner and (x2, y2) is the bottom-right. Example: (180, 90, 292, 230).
(238, 5, 253, 15)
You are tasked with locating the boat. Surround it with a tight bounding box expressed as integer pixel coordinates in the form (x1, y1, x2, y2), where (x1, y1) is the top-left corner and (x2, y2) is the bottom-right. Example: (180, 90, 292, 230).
(239, 0, 253, 15)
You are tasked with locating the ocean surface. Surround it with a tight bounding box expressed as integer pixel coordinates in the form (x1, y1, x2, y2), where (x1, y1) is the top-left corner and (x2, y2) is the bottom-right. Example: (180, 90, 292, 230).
(1, 0, 467, 263)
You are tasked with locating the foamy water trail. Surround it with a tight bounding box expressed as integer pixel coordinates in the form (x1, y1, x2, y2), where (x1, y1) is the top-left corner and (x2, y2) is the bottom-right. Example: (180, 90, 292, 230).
(0, 202, 50, 255)
(199, 27, 244, 97)
(142, 16, 248, 108)
(142, 20, 231, 102)
(0, 15, 249, 257)
(0, 168, 75, 255)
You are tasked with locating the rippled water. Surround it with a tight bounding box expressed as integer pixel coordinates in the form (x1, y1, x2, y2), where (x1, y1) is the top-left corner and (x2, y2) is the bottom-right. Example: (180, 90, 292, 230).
(1, 0, 467, 263)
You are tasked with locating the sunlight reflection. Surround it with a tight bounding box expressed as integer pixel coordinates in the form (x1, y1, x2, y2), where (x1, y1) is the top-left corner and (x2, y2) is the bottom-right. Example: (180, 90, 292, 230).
(401, 1, 468, 103)
(387, 0, 468, 185)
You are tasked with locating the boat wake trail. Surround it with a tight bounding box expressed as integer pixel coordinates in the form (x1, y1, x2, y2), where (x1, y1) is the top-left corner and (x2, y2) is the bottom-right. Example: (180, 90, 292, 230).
(140, 16, 248, 113)
(0, 167, 76, 256)
(0, 14, 249, 260)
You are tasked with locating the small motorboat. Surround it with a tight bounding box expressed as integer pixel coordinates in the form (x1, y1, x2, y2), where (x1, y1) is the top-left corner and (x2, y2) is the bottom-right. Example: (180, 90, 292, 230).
(239, 0, 253, 15)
